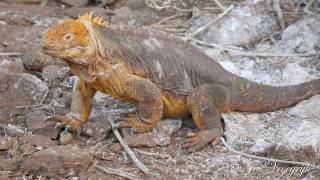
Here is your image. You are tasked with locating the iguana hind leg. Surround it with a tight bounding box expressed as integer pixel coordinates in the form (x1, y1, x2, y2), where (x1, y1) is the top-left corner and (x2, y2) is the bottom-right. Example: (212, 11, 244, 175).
(118, 75, 163, 133)
(185, 84, 230, 151)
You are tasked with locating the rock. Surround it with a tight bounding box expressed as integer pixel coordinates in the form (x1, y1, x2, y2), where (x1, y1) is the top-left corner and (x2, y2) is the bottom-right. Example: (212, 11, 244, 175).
(289, 95, 320, 121)
(1, 0, 42, 3)
(276, 16, 320, 53)
(0, 72, 48, 109)
(280, 63, 319, 85)
(111, 7, 142, 26)
(64, 7, 108, 19)
(0, 58, 25, 74)
(42, 65, 69, 83)
(0, 136, 11, 150)
(60, 0, 89, 7)
(223, 110, 320, 162)
(82, 121, 111, 141)
(111, 0, 171, 26)
(0, 110, 10, 124)
(19, 143, 36, 154)
(21, 145, 93, 177)
(109, 143, 123, 152)
(153, 118, 182, 146)
(5, 124, 24, 137)
(190, 0, 278, 46)
(0, 159, 19, 171)
(20, 134, 57, 148)
(124, 132, 157, 148)
(25, 111, 47, 133)
(59, 131, 74, 145)
(122, 118, 182, 148)
(96, 0, 118, 5)
(22, 44, 60, 71)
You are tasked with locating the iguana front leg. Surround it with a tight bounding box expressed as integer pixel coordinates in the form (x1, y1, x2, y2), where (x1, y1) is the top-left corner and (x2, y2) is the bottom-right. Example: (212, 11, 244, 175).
(117, 75, 163, 133)
(48, 79, 96, 130)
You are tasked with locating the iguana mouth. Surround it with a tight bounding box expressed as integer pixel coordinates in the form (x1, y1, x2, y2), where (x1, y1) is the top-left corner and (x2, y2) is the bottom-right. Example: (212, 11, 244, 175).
(42, 45, 85, 59)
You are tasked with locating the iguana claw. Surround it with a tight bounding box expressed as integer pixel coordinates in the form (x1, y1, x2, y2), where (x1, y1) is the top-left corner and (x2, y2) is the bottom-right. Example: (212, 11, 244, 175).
(47, 115, 83, 131)
(184, 127, 223, 151)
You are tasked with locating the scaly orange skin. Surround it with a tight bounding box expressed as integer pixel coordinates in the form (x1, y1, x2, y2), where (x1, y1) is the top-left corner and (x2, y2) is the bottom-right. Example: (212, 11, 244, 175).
(42, 15, 320, 151)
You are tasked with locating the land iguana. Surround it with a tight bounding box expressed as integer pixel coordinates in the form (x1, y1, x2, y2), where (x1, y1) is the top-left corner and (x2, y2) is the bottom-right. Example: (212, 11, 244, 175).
(42, 12, 320, 151)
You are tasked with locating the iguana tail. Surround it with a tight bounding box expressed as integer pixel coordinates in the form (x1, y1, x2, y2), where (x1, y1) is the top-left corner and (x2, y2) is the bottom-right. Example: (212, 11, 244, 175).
(231, 76, 320, 112)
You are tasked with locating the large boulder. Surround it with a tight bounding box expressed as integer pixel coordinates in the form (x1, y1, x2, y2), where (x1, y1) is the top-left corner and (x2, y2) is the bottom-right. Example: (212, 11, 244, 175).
(0, 72, 48, 109)
(189, 0, 279, 46)
(21, 145, 93, 177)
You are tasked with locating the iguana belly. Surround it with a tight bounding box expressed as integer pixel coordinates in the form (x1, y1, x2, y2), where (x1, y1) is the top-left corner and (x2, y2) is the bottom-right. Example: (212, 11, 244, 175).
(89, 77, 189, 118)
(162, 91, 189, 118)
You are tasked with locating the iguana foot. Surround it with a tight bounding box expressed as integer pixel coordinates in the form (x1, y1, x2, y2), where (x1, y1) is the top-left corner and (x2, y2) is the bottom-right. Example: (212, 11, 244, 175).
(117, 112, 154, 133)
(47, 114, 83, 131)
(184, 127, 223, 151)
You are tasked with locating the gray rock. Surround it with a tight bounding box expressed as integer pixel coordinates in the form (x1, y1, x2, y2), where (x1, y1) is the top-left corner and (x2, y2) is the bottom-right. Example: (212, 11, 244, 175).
(0, 58, 25, 74)
(289, 95, 320, 120)
(0, 72, 48, 109)
(277, 16, 320, 53)
(111, 0, 171, 26)
(21, 145, 93, 176)
(189, 0, 278, 46)
(5, 124, 24, 137)
(42, 65, 69, 83)
(64, 7, 108, 19)
(22, 44, 62, 71)
(223, 108, 320, 162)
(60, 0, 89, 7)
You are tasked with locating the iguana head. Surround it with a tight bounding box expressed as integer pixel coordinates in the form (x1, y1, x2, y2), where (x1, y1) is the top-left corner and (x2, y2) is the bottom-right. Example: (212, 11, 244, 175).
(42, 12, 108, 65)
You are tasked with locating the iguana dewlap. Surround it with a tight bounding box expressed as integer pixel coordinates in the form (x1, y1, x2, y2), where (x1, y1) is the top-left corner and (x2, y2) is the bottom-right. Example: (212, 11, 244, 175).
(42, 13, 320, 151)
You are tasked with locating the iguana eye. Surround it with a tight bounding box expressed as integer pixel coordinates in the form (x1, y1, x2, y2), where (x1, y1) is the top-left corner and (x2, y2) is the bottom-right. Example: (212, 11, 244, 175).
(63, 33, 74, 41)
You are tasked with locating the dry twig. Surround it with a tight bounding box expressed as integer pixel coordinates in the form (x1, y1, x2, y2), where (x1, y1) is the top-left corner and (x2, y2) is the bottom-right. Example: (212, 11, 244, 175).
(191, 38, 320, 58)
(273, 0, 285, 30)
(304, 0, 315, 14)
(134, 148, 172, 159)
(107, 114, 149, 174)
(0, 52, 23, 56)
(94, 165, 140, 180)
(213, 0, 226, 10)
(146, 0, 193, 12)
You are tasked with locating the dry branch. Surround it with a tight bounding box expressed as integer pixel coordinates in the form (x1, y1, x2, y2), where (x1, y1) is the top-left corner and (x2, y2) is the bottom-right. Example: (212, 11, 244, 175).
(0, 52, 23, 56)
(107, 113, 149, 174)
(191, 38, 320, 58)
(94, 165, 140, 180)
(134, 148, 172, 159)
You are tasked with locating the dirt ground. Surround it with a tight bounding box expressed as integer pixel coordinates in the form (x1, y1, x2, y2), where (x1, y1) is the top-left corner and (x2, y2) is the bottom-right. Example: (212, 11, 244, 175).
(0, 0, 320, 179)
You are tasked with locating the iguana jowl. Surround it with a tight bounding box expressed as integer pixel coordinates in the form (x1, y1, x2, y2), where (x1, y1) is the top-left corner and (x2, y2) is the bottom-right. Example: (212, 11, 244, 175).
(42, 13, 320, 151)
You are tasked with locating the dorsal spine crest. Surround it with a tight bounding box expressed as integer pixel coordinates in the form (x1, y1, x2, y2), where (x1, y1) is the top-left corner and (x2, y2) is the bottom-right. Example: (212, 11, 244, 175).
(79, 12, 108, 27)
